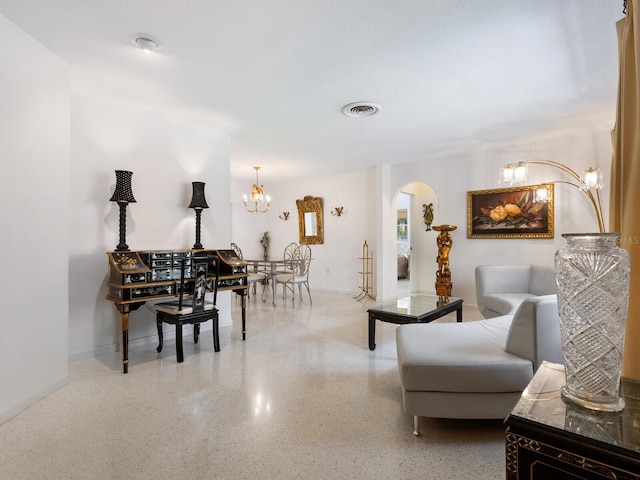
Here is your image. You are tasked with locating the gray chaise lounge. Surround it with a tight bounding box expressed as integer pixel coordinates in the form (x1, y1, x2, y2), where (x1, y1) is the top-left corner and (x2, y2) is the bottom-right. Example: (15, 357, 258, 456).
(396, 295, 562, 435)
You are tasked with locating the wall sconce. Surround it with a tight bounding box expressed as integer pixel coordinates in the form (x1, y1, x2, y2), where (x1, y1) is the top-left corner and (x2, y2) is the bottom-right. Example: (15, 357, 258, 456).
(243, 166, 271, 213)
(188, 182, 209, 249)
(279, 211, 289, 221)
(109, 170, 136, 251)
(498, 160, 605, 233)
(331, 206, 344, 217)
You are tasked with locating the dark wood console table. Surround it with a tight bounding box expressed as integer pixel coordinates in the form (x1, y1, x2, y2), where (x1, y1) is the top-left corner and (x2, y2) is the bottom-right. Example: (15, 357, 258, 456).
(505, 361, 640, 479)
(106, 249, 248, 373)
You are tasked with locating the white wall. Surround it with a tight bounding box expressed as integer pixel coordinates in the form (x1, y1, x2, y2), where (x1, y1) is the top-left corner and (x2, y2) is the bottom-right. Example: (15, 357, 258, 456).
(0, 14, 70, 423)
(231, 168, 375, 294)
(68, 94, 232, 360)
(228, 125, 614, 306)
(387, 126, 614, 303)
(0, 5, 616, 426)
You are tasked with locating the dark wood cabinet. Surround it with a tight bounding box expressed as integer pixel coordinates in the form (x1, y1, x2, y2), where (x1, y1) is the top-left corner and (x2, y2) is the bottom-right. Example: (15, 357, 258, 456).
(106, 249, 248, 373)
(505, 362, 640, 479)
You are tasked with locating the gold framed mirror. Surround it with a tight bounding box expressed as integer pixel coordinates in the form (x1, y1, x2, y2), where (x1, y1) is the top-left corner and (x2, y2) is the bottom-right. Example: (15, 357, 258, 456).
(296, 196, 324, 244)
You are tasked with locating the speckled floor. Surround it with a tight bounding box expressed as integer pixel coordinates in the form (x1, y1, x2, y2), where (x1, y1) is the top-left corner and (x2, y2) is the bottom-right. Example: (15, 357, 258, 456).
(0, 291, 504, 480)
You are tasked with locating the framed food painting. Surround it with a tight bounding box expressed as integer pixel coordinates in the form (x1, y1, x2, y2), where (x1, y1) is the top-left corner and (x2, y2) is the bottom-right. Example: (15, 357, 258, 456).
(467, 184, 554, 239)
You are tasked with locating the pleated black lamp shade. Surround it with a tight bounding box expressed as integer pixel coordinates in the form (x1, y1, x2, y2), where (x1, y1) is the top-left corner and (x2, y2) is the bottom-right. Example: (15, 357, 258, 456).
(188, 182, 209, 209)
(109, 170, 137, 203)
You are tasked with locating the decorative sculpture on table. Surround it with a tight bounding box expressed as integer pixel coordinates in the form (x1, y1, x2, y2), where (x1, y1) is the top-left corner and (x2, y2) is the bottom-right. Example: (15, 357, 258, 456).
(260, 231, 270, 260)
(432, 224, 457, 300)
(422, 203, 434, 231)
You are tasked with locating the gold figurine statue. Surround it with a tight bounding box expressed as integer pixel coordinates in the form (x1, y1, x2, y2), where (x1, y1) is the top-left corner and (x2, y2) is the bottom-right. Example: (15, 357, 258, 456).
(432, 224, 457, 299)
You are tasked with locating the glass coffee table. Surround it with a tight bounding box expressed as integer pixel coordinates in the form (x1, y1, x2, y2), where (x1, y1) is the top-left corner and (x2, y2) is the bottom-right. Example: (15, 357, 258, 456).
(367, 294, 463, 350)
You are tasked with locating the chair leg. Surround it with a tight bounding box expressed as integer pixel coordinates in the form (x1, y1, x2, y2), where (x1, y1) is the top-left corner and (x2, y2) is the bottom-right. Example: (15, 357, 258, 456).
(413, 416, 420, 436)
(304, 282, 312, 304)
(194, 323, 200, 344)
(212, 316, 220, 352)
(156, 318, 164, 353)
(176, 323, 184, 363)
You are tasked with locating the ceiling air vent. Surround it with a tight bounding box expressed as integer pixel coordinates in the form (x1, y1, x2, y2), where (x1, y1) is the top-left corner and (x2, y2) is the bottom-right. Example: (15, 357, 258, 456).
(342, 102, 381, 117)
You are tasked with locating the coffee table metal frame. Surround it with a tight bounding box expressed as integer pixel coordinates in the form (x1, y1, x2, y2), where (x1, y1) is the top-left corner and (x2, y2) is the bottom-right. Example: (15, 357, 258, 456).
(367, 294, 463, 350)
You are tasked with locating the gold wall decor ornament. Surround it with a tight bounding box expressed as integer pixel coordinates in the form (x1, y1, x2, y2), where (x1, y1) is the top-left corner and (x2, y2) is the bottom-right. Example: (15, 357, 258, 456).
(422, 203, 434, 231)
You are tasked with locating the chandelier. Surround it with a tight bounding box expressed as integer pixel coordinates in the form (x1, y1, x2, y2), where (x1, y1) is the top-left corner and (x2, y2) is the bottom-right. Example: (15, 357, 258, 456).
(243, 166, 271, 213)
(498, 160, 605, 232)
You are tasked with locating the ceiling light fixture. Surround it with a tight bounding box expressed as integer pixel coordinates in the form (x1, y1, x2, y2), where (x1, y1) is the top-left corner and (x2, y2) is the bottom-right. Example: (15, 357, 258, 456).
(243, 166, 271, 213)
(130, 34, 159, 52)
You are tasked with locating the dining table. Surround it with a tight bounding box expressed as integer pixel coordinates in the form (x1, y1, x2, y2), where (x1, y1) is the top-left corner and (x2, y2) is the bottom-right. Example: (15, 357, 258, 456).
(244, 259, 289, 306)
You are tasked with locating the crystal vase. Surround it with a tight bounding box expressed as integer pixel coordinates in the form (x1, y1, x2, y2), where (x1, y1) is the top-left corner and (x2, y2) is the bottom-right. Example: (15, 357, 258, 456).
(555, 233, 630, 412)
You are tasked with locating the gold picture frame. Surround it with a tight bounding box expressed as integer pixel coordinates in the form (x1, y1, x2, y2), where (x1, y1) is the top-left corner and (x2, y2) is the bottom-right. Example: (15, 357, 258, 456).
(296, 195, 324, 244)
(467, 184, 554, 239)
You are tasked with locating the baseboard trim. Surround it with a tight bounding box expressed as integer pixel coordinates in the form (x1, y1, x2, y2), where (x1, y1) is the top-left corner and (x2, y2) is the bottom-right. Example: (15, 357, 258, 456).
(0, 373, 68, 426)
(68, 316, 233, 361)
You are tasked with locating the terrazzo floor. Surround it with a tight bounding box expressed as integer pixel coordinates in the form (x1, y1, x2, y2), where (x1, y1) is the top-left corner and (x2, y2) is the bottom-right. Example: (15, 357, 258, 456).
(0, 291, 504, 480)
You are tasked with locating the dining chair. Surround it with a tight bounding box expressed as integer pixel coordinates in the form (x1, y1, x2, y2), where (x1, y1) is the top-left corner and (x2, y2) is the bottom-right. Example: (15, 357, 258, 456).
(276, 244, 312, 304)
(231, 242, 267, 301)
(154, 256, 219, 363)
(274, 242, 297, 301)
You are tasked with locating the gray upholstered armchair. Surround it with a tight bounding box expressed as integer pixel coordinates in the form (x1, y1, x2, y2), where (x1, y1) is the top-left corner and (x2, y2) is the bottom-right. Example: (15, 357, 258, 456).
(475, 264, 557, 318)
(396, 295, 562, 435)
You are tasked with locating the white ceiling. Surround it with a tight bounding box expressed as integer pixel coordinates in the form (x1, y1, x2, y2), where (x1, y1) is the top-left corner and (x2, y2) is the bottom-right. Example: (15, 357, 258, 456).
(0, 0, 624, 183)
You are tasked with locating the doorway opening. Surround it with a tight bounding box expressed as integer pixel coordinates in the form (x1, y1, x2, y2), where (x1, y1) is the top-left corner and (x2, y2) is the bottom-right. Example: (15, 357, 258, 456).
(397, 192, 411, 297)
(394, 183, 438, 297)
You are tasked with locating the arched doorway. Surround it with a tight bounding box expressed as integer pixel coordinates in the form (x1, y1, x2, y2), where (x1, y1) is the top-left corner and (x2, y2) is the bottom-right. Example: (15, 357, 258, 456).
(394, 182, 438, 296)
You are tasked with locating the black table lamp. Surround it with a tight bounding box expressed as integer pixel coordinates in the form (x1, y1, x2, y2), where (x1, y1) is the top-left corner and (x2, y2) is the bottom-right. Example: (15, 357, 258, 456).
(188, 181, 209, 249)
(109, 170, 136, 251)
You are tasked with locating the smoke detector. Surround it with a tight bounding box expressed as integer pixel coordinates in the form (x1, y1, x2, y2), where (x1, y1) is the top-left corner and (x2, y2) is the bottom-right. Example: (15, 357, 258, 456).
(342, 102, 381, 117)
(130, 34, 159, 52)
